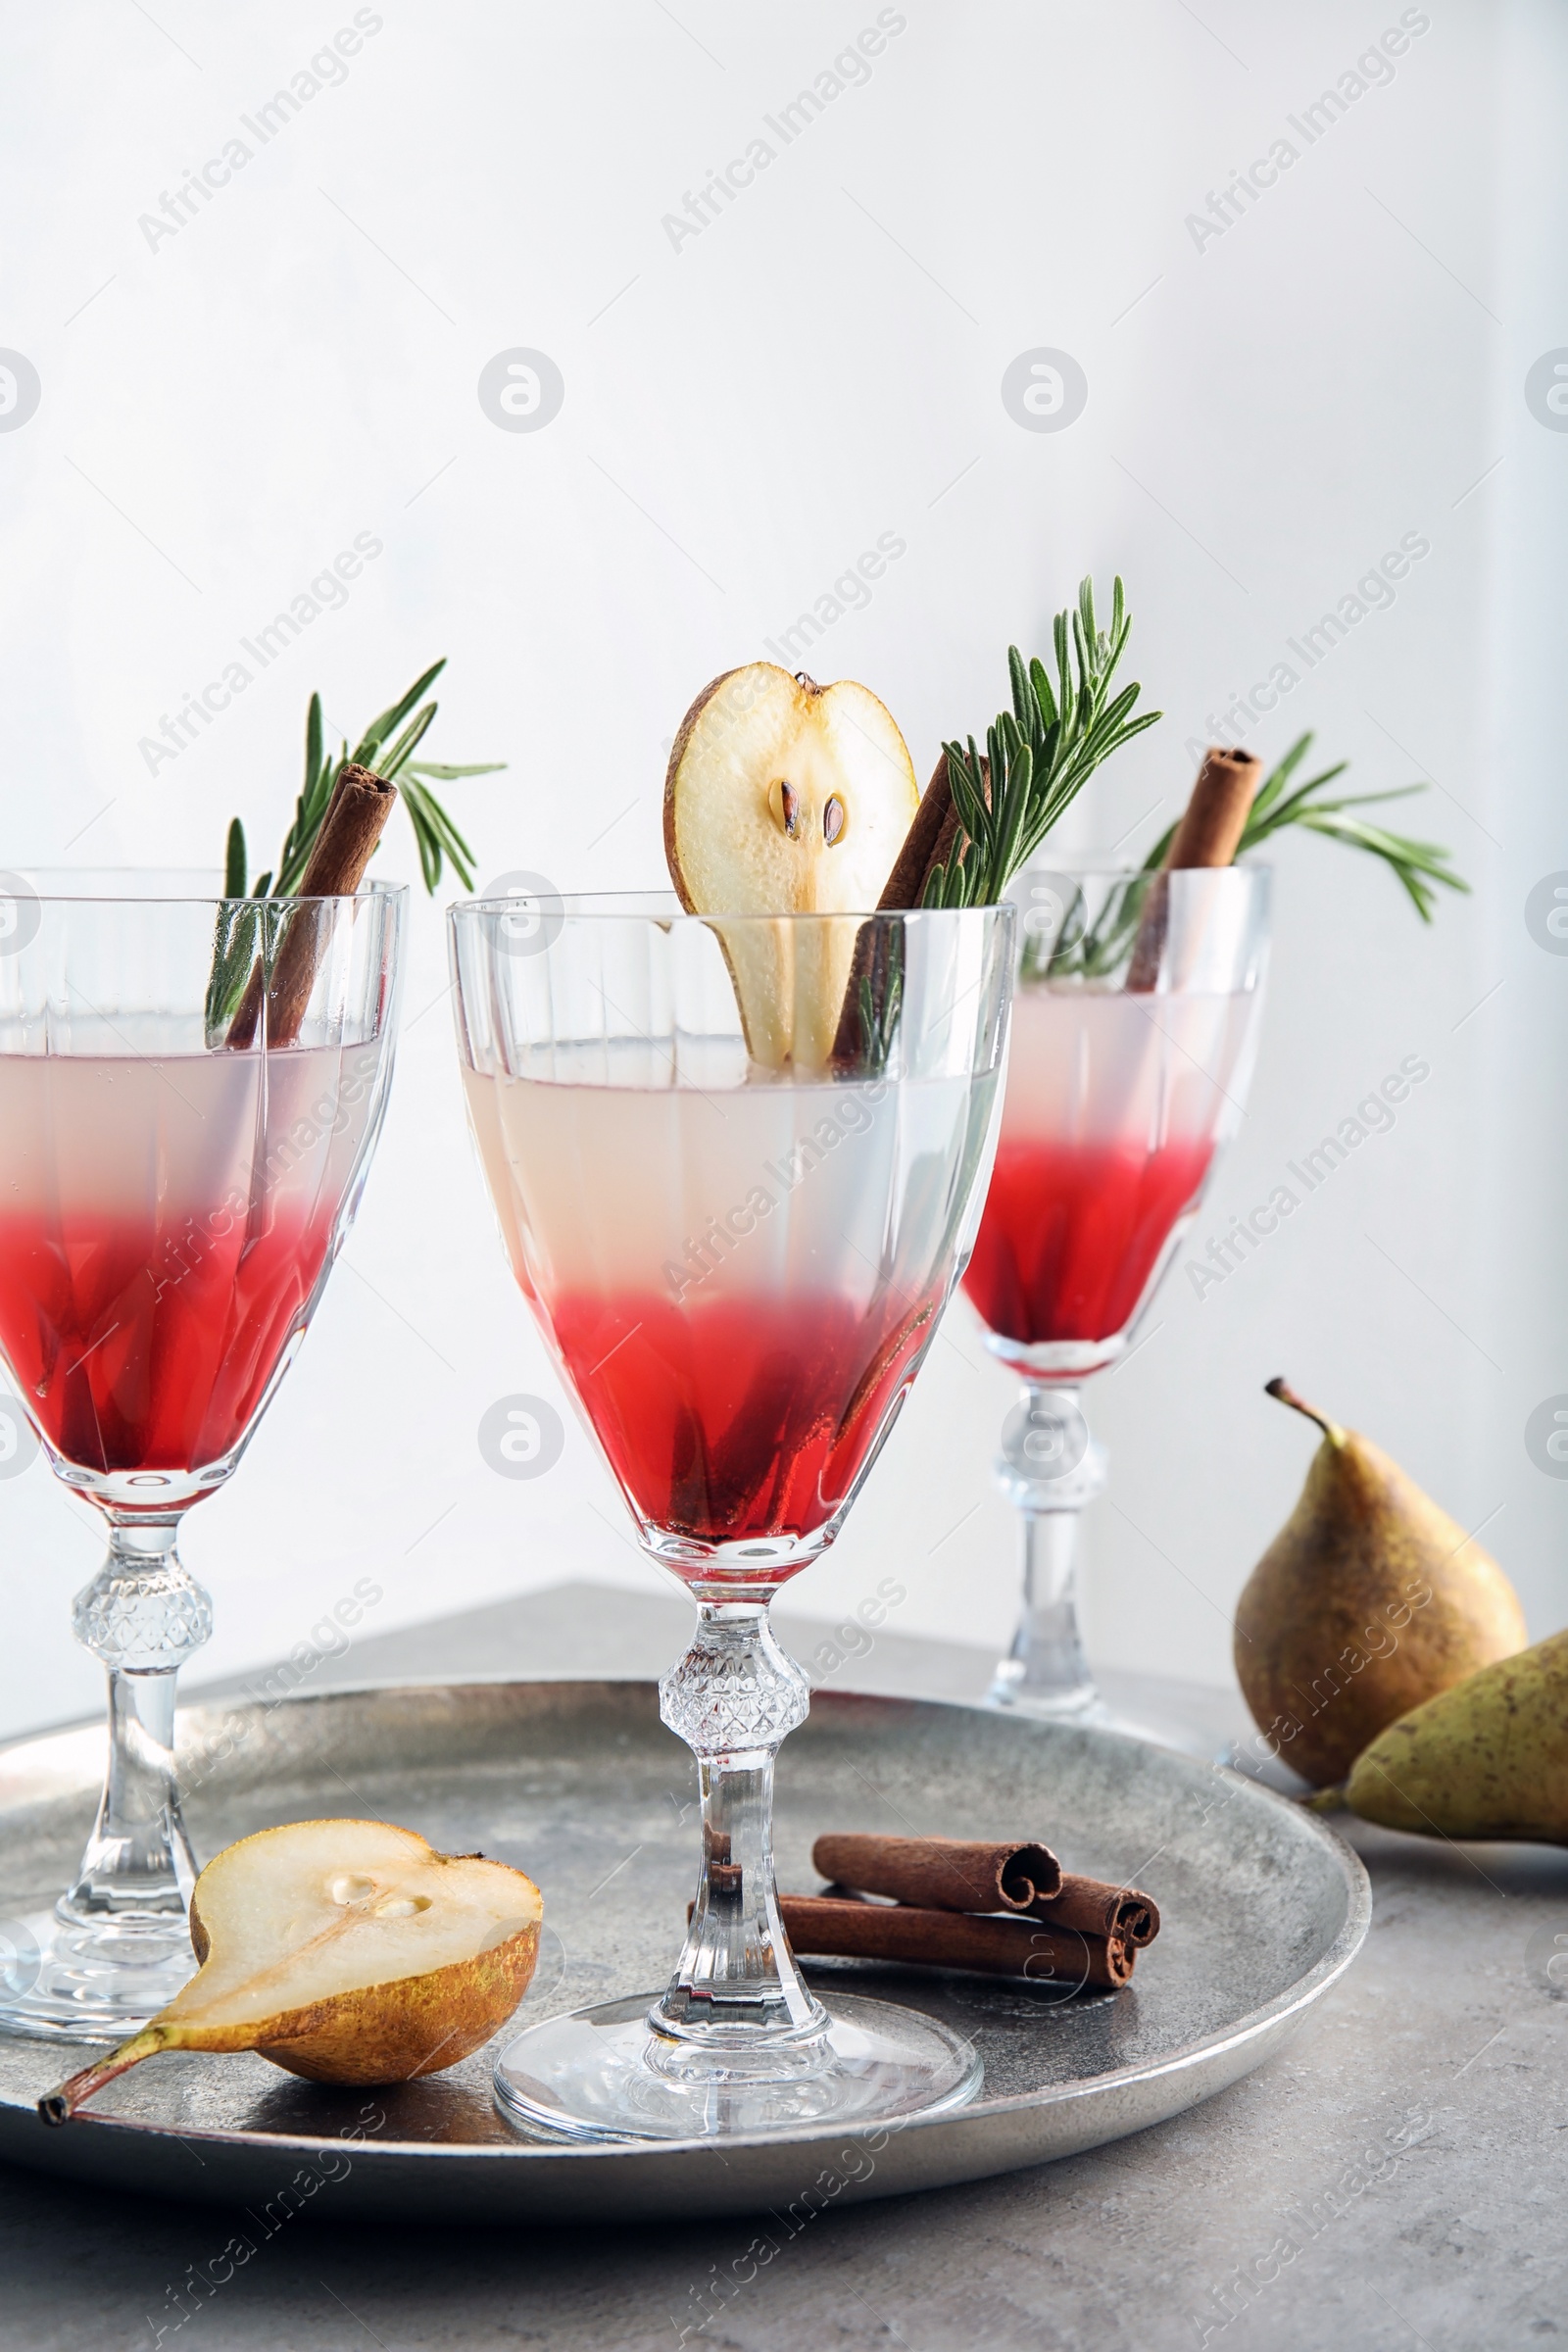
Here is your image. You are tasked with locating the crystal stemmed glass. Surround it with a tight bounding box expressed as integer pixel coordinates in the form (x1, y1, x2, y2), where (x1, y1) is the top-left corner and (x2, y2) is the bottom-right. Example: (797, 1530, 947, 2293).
(961, 864, 1270, 1722)
(451, 892, 1013, 2140)
(0, 871, 403, 2037)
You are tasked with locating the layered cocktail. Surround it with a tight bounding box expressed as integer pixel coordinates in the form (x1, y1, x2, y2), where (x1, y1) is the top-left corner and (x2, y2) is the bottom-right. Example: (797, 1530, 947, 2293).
(463, 1044, 983, 1575)
(0, 1039, 382, 1500)
(0, 875, 401, 2036)
(964, 984, 1257, 1373)
(963, 866, 1269, 1715)
(453, 897, 1012, 2139)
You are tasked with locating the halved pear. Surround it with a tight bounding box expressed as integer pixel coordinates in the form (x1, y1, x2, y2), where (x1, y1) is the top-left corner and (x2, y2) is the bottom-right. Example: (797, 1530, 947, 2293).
(41, 1819, 542, 2121)
(663, 662, 918, 1067)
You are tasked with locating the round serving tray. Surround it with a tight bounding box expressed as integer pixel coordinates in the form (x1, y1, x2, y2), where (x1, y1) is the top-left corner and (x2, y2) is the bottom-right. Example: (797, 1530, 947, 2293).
(0, 1679, 1368, 2221)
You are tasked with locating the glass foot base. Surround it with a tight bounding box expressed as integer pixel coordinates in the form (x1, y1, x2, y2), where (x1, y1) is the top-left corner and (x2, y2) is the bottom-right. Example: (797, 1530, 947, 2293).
(493, 1989, 983, 2142)
(985, 1675, 1215, 1756)
(0, 1905, 196, 2041)
(985, 1667, 1104, 1721)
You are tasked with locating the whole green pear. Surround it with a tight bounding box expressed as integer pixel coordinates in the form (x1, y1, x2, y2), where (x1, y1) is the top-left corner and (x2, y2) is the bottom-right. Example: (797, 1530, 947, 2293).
(1345, 1630, 1568, 1841)
(1235, 1380, 1527, 1786)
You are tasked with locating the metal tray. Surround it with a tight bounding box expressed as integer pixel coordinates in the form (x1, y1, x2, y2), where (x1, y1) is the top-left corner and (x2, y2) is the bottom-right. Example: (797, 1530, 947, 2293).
(0, 1679, 1369, 2221)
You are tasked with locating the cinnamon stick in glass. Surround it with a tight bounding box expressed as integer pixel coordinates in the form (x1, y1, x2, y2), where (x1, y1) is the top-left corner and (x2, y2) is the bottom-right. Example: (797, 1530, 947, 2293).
(225, 763, 397, 1050)
(1126, 745, 1261, 993)
(875, 750, 964, 914)
(828, 751, 980, 1070)
(810, 1833, 1061, 1914)
(779, 1894, 1133, 1988)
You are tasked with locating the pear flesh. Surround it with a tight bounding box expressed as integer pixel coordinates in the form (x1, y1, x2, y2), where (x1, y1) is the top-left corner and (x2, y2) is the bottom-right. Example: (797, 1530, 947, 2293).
(1345, 1629, 1568, 1842)
(42, 1819, 541, 2121)
(1236, 1380, 1527, 1787)
(663, 662, 918, 1069)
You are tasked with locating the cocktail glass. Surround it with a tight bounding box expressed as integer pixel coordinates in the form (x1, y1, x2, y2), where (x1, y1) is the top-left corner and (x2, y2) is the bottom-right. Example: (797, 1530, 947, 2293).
(451, 892, 1013, 2140)
(961, 864, 1269, 1721)
(0, 872, 403, 2037)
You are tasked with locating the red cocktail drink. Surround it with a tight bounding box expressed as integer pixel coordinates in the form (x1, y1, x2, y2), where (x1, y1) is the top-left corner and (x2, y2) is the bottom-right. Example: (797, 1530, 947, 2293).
(0, 1041, 380, 1497)
(451, 896, 1016, 2144)
(963, 983, 1253, 1379)
(962, 868, 1269, 1722)
(0, 878, 402, 2040)
(0, 1201, 338, 1477)
(545, 1288, 938, 1547)
(963, 1134, 1214, 1349)
(462, 1046, 972, 1581)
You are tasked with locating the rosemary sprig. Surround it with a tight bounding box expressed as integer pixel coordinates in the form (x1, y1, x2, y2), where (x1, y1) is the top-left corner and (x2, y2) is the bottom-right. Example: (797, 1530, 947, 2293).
(923, 576, 1162, 908)
(1037, 732, 1467, 982)
(204, 660, 504, 1039)
(226, 658, 505, 903)
(856, 952, 905, 1078)
(204, 897, 261, 1037)
(1160, 732, 1467, 921)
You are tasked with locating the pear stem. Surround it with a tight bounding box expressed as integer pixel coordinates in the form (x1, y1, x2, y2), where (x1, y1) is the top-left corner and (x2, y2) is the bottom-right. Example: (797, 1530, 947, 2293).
(1300, 1785, 1348, 1813)
(1265, 1377, 1347, 1448)
(38, 2026, 168, 2125)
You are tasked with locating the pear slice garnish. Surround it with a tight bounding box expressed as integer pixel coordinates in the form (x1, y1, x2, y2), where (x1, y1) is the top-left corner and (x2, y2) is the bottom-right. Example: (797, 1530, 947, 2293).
(663, 662, 918, 1069)
(41, 1819, 542, 2121)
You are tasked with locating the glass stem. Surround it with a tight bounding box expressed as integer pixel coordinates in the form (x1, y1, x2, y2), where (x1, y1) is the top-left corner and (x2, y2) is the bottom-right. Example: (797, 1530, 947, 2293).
(650, 1598, 827, 2079)
(987, 1383, 1106, 1717)
(59, 1517, 213, 1930)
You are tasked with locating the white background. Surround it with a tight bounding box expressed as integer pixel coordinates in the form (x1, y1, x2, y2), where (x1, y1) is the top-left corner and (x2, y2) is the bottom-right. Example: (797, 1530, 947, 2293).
(0, 0, 1564, 1740)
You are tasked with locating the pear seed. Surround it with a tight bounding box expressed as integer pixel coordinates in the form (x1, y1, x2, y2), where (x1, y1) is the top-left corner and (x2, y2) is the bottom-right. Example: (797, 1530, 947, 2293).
(823, 795, 846, 845)
(373, 1894, 433, 1918)
(767, 780, 802, 839)
(330, 1875, 376, 1905)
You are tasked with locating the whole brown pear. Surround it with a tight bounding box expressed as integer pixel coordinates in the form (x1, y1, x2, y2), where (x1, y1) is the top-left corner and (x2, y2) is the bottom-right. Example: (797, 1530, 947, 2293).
(1234, 1380, 1527, 1786)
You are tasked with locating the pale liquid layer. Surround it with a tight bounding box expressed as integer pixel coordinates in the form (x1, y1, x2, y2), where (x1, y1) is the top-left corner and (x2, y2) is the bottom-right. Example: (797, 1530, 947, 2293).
(464, 1048, 990, 1310)
(998, 985, 1257, 1154)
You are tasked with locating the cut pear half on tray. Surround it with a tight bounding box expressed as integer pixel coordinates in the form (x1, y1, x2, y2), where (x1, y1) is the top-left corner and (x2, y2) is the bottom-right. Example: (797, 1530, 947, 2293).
(42, 1819, 542, 2121)
(664, 662, 918, 1068)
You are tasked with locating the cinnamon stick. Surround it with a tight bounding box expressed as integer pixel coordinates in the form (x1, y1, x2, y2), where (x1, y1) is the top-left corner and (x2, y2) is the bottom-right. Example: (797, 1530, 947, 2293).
(779, 1895, 1133, 1988)
(1029, 1871, 1160, 1947)
(809, 1834, 1156, 1946)
(827, 750, 978, 1071)
(225, 763, 396, 1049)
(1126, 745, 1262, 993)
(1165, 745, 1263, 870)
(810, 1833, 1061, 1915)
(876, 750, 964, 913)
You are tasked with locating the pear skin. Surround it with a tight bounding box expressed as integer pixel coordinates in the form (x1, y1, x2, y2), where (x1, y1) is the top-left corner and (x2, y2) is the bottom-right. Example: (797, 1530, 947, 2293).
(1235, 1380, 1527, 1787)
(1345, 1630, 1568, 1842)
(42, 1820, 541, 2122)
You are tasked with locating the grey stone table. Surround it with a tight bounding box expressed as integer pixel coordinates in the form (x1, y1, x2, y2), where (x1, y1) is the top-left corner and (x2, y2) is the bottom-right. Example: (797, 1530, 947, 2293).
(3, 1582, 1564, 2352)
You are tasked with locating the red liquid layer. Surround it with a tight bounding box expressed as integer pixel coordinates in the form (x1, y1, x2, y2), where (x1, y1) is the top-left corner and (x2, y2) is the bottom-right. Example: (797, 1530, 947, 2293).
(962, 1136, 1214, 1347)
(543, 1289, 939, 1553)
(0, 1205, 336, 1475)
